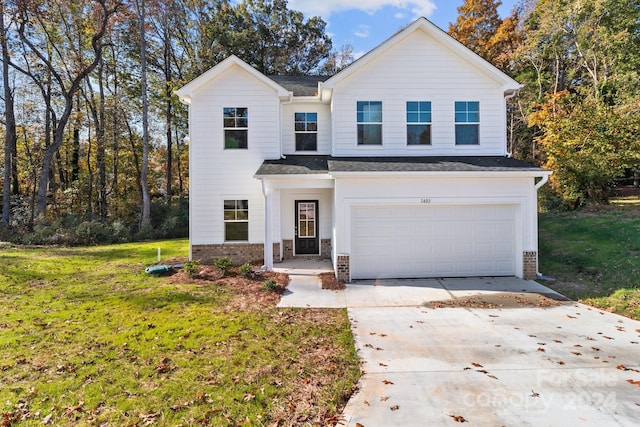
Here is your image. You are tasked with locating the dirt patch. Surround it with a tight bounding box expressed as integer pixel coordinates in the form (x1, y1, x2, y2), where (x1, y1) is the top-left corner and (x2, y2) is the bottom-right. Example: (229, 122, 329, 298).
(319, 272, 345, 290)
(424, 292, 571, 309)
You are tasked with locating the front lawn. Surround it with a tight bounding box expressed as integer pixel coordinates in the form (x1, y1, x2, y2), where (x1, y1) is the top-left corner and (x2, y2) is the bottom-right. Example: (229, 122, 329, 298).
(538, 205, 640, 319)
(0, 240, 359, 426)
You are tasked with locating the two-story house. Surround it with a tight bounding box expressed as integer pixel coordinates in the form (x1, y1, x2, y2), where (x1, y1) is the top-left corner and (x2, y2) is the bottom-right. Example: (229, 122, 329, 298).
(176, 17, 550, 283)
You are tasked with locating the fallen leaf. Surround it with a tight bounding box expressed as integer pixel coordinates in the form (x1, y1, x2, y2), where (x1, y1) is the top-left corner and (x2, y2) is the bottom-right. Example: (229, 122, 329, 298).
(471, 362, 483, 367)
(617, 365, 640, 373)
(380, 396, 389, 401)
(382, 379, 394, 385)
(530, 390, 540, 397)
(379, 362, 388, 367)
(449, 414, 467, 423)
(572, 352, 582, 356)
(627, 379, 640, 387)
(487, 374, 498, 380)
(390, 405, 399, 411)
(558, 361, 565, 365)
(537, 348, 545, 352)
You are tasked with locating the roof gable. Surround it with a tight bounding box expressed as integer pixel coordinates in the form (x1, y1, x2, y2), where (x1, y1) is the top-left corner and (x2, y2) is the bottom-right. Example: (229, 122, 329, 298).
(175, 55, 290, 104)
(321, 17, 521, 96)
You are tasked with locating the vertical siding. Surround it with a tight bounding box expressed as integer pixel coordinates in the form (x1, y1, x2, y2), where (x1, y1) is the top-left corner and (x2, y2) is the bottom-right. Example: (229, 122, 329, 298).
(331, 30, 508, 157)
(189, 65, 280, 244)
(281, 102, 331, 155)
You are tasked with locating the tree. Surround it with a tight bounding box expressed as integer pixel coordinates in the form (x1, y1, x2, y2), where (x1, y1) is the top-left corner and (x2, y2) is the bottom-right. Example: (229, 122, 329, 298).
(448, 0, 503, 64)
(135, 0, 151, 228)
(1, 0, 17, 226)
(13, 0, 120, 221)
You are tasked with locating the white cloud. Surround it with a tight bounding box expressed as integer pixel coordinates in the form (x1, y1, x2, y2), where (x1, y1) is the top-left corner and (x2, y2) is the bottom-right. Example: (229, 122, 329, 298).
(354, 24, 370, 38)
(289, 0, 437, 20)
(394, 12, 407, 19)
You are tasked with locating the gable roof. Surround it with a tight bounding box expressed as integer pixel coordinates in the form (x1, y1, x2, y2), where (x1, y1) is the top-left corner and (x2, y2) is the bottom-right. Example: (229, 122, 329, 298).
(321, 17, 522, 98)
(175, 55, 290, 104)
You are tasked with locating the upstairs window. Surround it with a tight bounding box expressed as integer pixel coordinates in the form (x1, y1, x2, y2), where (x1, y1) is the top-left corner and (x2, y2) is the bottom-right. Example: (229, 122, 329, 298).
(406, 101, 432, 145)
(455, 101, 479, 145)
(223, 107, 248, 149)
(357, 101, 382, 145)
(224, 199, 248, 241)
(295, 112, 318, 151)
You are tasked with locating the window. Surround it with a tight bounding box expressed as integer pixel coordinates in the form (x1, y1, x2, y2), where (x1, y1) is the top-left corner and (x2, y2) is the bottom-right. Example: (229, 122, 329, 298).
(223, 107, 248, 149)
(357, 101, 382, 145)
(406, 101, 432, 145)
(224, 200, 248, 241)
(455, 101, 479, 145)
(295, 112, 318, 151)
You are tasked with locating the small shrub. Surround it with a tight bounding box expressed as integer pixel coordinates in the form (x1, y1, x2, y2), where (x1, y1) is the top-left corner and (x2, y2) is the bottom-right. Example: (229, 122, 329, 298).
(239, 263, 253, 278)
(263, 278, 279, 292)
(213, 256, 232, 276)
(183, 260, 200, 278)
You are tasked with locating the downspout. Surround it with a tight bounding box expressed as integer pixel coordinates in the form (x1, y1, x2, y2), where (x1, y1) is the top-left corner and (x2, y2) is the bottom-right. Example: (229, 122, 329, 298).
(279, 92, 294, 159)
(261, 177, 273, 271)
(534, 173, 551, 277)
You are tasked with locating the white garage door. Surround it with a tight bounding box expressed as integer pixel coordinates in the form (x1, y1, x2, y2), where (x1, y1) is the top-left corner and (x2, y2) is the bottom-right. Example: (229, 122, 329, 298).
(351, 204, 517, 279)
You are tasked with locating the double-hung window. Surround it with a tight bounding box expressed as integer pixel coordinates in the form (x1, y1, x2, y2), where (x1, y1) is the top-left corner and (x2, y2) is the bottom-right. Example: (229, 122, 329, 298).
(224, 199, 248, 241)
(295, 112, 318, 151)
(223, 107, 248, 149)
(455, 101, 479, 145)
(357, 101, 382, 145)
(406, 101, 432, 145)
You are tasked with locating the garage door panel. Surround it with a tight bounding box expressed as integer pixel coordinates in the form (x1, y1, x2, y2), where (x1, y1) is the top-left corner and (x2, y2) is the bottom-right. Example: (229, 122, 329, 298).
(351, 204, 517, 279)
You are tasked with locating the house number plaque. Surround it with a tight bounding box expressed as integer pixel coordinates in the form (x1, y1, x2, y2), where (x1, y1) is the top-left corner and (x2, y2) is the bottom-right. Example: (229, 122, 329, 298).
(420, 198, 431, 204)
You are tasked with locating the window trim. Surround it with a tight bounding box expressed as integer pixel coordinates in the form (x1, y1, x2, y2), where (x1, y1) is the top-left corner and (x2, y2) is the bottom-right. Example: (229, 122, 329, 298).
(454, 101, 480, 146)
(294, 112, 318, 152)
(406, 101, 432, 146)
(223, 107, 248, 149)
(223, 199, 249, 242)
(357, 101, 383, 146)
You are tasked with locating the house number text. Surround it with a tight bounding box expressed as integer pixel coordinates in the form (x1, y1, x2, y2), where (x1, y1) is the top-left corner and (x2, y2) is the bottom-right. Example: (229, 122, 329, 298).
(420, 198, 431, 204)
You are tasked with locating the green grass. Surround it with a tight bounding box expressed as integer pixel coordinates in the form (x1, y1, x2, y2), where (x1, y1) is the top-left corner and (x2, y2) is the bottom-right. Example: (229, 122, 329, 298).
(538, 206, 640, 319)
(0, 239, 359, 426)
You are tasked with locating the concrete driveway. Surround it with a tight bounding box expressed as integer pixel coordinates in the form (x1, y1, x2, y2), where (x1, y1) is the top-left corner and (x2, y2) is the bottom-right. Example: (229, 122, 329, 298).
(277, 270, 640, 426)
(340, 280, 640, 426)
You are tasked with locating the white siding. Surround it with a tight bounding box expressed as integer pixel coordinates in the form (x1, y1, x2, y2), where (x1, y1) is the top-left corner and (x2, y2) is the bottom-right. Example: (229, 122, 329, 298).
(333, 176, 537, 278)
(281, 102, 331, 155)
(330, 30, 508, 157)
(189, 64, 280, 244)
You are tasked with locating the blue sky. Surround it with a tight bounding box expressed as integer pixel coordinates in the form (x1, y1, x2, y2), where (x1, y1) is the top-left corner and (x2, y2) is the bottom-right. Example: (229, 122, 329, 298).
(288, 0, 519, 58)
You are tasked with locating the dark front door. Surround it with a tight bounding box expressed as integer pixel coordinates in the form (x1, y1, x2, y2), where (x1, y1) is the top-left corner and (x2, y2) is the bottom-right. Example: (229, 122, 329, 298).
(295, 200, 319, 255)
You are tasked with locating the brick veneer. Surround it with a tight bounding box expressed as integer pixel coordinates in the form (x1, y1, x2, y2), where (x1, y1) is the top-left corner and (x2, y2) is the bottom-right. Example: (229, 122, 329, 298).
(192, 243, 281, 265)
(282, 240, 293, 259)
(336, 254, 350, 283)
(523, 251, 537, 279)
(281, 239, 332, 260)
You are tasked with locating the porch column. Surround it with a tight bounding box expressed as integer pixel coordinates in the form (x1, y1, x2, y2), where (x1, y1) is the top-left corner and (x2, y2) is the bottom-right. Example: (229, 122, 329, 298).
(261, 179, 273, 271)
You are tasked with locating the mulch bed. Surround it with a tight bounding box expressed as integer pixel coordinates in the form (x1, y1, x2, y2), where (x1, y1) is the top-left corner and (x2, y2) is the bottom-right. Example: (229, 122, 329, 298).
(319, 272, 345, 290)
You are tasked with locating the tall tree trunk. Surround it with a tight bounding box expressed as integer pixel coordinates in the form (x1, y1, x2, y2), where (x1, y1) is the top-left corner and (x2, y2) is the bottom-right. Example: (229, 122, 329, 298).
(1, 0, 16, 226)
(164, 30, 173, 203)
(97, 58, 107, 222)
(137, 0, 151, 228)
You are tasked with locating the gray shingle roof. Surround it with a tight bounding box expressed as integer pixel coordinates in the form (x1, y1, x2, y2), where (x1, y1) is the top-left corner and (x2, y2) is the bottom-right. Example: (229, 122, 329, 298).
(268, 75, 329, 96)
(255, 155, 544, 175)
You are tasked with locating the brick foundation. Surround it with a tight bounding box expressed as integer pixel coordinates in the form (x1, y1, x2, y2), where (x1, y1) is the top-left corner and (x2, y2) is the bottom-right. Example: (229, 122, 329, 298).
(192, 243, 280, 265)
(336, 254, 350, 283)
(283, 240, 294, 260)
(523, 251, 537, 280)
(321, 239, 331, 259)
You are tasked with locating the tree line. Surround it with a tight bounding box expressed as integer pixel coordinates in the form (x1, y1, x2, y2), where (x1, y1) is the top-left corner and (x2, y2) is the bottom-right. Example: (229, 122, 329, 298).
(0, 0, 344, 244)
(450, 0, 640, 208)
(1, 0, 638, 245)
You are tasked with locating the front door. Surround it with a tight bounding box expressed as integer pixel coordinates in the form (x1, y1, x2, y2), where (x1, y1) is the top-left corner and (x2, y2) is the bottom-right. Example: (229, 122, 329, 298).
(295, 200, 319, 255)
